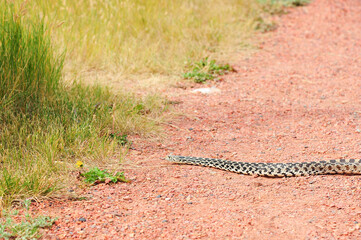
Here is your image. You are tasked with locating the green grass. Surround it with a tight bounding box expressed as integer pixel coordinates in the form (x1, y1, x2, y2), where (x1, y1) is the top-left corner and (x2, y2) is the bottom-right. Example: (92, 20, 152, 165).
(0, 199, 56, 240)
(24, 0, 272, 77)
(183, 58, 233, 83)
(0, 2, 165, 208)
(81, 167, 129, 185)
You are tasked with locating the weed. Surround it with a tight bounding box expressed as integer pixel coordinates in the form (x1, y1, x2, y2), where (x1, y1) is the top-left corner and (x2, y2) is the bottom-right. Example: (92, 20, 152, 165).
(183, 58, 233, 83)
(81, 168, 129, 185)
(108, 133, 129, 146)
(255, 17, 278, 32)
(278, 0, 310, 6)
(258, 0, 310, 15)
(69, 196, 88, 201)
(0, 199, 57, 240)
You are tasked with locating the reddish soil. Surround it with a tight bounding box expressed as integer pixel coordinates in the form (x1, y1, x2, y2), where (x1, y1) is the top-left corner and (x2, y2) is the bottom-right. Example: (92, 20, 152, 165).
(36, 0, 361, 239)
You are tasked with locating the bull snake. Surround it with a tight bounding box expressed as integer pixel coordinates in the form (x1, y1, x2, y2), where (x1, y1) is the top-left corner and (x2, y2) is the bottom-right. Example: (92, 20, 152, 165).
(166, 155, 361, 177)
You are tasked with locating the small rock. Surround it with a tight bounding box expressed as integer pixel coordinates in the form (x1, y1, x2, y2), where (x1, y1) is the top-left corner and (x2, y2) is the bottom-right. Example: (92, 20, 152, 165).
(192, 87, 221, 94)
(123, 196, 132, 201)
(156, 195, 162, 198)
(78, 217, 86, 222)
(162, 220, 168, 223)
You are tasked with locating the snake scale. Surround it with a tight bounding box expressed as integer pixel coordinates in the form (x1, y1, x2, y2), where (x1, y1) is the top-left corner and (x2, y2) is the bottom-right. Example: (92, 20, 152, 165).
(166, 155, 361, 177)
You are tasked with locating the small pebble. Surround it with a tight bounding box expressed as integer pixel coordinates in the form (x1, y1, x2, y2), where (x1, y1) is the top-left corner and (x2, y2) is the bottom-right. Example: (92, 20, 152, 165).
(309, 180, 316, 184)
(78, 217, 86, 222)
(156, 195, 162, 198)
(192, 87, 221, 94)
(123, 196, 132, 201)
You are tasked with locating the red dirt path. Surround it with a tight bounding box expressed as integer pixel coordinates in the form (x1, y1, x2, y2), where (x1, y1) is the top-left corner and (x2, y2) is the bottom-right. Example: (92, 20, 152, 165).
(37, 0, 361, 239)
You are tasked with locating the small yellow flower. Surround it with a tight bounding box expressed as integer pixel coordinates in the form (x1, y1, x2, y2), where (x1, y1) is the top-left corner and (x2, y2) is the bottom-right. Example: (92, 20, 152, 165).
(76, 161, 84, 168)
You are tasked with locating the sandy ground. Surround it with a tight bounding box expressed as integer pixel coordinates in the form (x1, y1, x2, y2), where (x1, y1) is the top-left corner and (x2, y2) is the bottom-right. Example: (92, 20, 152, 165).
(35, 0, 361, 239)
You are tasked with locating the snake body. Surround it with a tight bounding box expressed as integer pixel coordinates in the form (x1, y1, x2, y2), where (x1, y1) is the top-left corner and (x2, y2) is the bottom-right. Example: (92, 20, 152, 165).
(166, 155, 361, 177)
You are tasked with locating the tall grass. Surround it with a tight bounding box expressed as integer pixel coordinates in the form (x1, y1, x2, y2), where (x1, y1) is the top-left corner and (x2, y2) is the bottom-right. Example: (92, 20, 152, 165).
(0, 3, 63, 114)
(26, 0, 267, 76)
(0, 2, 165, 208)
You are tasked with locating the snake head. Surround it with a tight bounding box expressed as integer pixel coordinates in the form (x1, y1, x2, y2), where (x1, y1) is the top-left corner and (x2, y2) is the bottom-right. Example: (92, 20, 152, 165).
(166, 155, 192, 164)
(166, 155, 177, 162)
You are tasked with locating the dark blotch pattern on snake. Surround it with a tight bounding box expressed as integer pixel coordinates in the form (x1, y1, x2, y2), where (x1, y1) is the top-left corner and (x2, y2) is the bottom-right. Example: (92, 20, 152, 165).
(166, 155, 361, 177)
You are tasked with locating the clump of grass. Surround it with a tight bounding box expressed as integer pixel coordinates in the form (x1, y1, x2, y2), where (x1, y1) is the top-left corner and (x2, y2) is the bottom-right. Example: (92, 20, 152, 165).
(0, 2, 165, 208)
(0, 199, 57, 240)
(271, 0, 310, 7)
(258, 0, 310, 15)
(80, 167, 129, 185)
(183, 58, 233, 83)
(255, 17, 278, 32)
(108, 133, 129, 146)
(255, 0, 310, 31)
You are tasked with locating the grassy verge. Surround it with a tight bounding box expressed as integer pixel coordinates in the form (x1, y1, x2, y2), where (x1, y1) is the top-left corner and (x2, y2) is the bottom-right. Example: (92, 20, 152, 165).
(0, 2, 165, 208)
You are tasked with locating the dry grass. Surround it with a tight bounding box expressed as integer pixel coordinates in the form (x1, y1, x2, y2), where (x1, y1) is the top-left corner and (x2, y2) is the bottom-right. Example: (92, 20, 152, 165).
(27, 0, 266, 80)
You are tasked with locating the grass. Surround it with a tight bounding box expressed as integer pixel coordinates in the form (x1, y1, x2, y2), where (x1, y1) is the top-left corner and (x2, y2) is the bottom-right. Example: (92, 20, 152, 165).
(259, 0, 310, 7)
(183, 58, 234, 83)
(258, 0, 310, 15)
(0, 200, 56, 240)
(0, 2, 165, 209)
(80, 167, 129, 185)
(24, 0, 274, 78)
